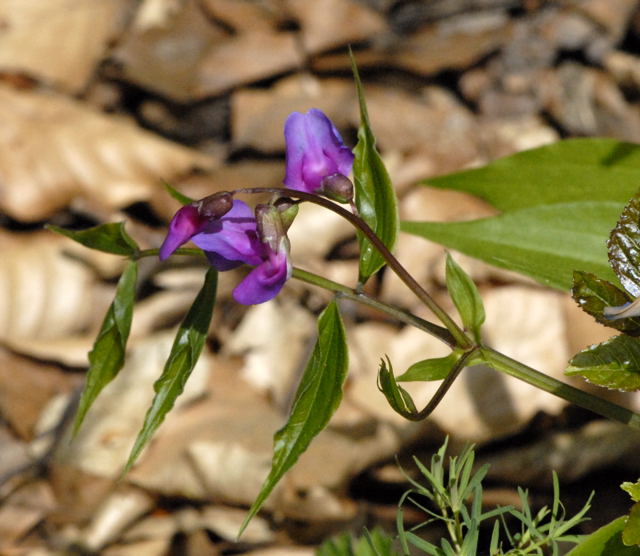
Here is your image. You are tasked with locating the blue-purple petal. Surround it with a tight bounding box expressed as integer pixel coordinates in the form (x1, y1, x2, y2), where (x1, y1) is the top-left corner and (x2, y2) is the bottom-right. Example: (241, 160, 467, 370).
(232, 250, 290, 305)
(159, 205, 204, 261)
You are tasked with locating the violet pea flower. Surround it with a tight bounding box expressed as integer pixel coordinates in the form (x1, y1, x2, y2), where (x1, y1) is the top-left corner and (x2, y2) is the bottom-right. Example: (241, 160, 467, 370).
(159, 200, 291, 305)
(283, 109, 354, 194)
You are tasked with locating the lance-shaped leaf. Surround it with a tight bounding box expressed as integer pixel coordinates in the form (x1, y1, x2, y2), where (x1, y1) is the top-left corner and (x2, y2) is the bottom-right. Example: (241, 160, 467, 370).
(565, 516, 636, 556)
(403, 201, 621, 291)
(445, 253, 485, 340)
(566, 334, 640, 391)
(350, 52, 399, 284)
(240, 300, 348, 536)
(73, 260, 138, 435)
(572, 271, 640, 335)
(124, 268, 218, 474)
(377, 356, 419, 419)
(608, 192, 640, 298)
(397, 353, 461, 382)
(423, 138, 640, 212)
(47, 222, 139, 256)
(164, 181, 195, 206)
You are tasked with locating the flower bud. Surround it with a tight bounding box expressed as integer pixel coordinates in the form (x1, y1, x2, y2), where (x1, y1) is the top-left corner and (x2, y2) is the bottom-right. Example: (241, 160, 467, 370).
(320, 173, 354, 203)
(274, 197, 299, 232)
(196, 191, 233, 220)
(255, 203, 284, 253)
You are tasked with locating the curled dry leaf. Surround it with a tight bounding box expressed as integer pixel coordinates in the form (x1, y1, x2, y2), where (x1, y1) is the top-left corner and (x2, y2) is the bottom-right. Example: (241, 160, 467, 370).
(0, 0, 133, 92)
(0, 85, 212, 221)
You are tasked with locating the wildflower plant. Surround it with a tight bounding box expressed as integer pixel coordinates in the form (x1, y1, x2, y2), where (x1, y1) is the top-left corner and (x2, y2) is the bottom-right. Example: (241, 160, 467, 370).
(49, 51, 640, 550)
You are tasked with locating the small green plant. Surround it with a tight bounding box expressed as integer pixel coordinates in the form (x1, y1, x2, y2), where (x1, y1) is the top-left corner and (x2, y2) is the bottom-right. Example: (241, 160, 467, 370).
(318, 439, 592, 556)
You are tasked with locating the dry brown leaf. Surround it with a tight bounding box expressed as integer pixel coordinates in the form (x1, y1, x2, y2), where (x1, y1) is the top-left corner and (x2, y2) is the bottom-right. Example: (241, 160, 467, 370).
(112, 0, 228, 101)
(200, 0, 285, 33)
(286, 0, 386, 55)
(196, 31, 303, 98)
(0, 0, 133, 92)
(132, 0, 184, 32)
(232, 75, 353, 152)
(0, 85, 212, 221)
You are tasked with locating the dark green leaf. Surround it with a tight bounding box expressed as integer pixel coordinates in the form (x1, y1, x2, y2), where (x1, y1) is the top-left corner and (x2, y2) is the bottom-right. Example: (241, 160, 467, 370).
(317, 528, 398, 556)
(566, 335, 640, 391)
(164, 181, 195, 205)
(47, 222, 139, 256)
(624, 503, 640, 547)
(350, 51, 399, 284)
(124, 268, 217, 474)
(445, 253, 485, 339)
(565, 516, 640, 556)
(398, 353, 461, 382)
(240, 300, 348, 535)
(609, 192, 640, 297)
(403, 201, 621, 291)
(572, 271, 640, 335)
(377, 356, 418, 418)
(622, 480, 640, 503)
(73, 261, 138, 435)
(424, 138, 640, 211)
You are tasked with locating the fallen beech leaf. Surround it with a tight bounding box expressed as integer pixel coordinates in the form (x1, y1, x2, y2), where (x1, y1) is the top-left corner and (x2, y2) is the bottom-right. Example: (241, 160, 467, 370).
(196, 31, 303, 97)
(0, 85, 212, 221)
(0, 0, 132, 92)
(200, 0, 284, 33)
(286, 0, 386, 54)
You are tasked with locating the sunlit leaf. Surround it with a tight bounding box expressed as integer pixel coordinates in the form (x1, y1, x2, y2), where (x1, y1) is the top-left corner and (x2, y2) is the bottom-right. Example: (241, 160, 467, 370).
(377, 356, 418, 419)
(623, 503, 640, 547)
(403, 202, 621, 291)
(609, 191, 640, 297)
(565, 334, 640, 391)
(240, 300, 348, 535)
(124, 268, 217, 473)
(398, 353, 461, 382)
(445, 253, 485, 340)
(622, 480, 640, 503)
(350, 51, 399, 284)
(47, 222, 139, 256)
(424, 138, 640, 211)
(572, 271, 640, 335)
(73, 260, 138, 435)
(565, 516, 638, 556)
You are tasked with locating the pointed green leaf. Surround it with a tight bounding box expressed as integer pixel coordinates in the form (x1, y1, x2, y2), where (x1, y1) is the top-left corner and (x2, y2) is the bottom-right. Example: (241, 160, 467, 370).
(73, 261, 138, 435)
(572, 271, 640, 335)
(445, 253, 485, 339)
(622, 480, 640, 503)
(164, 181, 195, 206)
(424, 138, 640, 211)
(350, 52, 399, 284)
(566, 335, 640, 391)
(609, 192, 640, 297)
(240, 300, 348, 535)
(624, 503, 640, 547)
(397, 353, 461, 382)
(377, 356, 418, 418)
(124, 268, 217, 474)
(565, 516, 640, 556)
(403, 201, 621, 291)
(47, 222, 139, 256)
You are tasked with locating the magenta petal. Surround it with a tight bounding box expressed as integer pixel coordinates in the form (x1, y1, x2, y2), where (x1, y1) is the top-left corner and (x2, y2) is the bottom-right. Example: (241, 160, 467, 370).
(232, 250, 289, 305)
(159, 205, 204, 261)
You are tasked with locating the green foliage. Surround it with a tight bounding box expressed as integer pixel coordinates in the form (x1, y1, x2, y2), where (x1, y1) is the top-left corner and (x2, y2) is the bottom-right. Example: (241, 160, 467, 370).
(377, 356, 420, 420)
(566, 334, 640, 391)
(397, 353, 461, 382)
(164, 181, 195, 205)
(317, 528, 399, 556)
(624, 504, 640, 547)
(572, 271, 640, 335)
(565, 517, 640, 556)
(73, 260, 138, 435)
(445, 253, 485, 341)
(403, 201, 621, 291)
(396, 440, 591, 556)
(124, 268, 218, 474)
(622, 480, 640, 503)
(241, 300, 349, 536)
(350, 52, 399, 285)
(608, 192, 640, 298)
(423, 138, 640, 211)
(47, 222, 139, 256)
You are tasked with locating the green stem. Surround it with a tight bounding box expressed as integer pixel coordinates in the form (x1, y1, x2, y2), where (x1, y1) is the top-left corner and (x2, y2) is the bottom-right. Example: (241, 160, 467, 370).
(237, 187, 471, 348)
(292, 268, 456, 347)
(481, 347, 640, 429)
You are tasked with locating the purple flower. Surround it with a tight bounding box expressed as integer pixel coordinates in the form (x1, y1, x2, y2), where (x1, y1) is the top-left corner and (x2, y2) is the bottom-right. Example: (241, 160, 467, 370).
(283, 109, 354, 194)
(160, 200, 291, 305)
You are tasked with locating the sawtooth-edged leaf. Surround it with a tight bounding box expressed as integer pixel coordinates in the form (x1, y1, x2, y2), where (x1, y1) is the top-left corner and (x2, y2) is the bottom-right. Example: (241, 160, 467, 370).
(608, 191, 640, 297)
